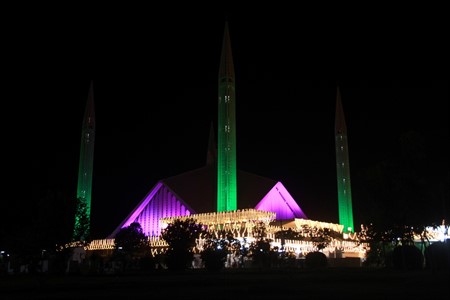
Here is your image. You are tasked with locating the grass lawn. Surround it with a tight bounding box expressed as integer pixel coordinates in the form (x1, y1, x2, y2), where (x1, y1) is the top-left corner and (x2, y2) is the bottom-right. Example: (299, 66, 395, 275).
(1, 267, 448, 299)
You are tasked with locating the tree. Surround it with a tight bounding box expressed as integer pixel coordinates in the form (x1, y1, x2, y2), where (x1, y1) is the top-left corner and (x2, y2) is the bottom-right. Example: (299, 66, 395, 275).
(249, 221, 276, 268)
(160, 218, 206, 271)
(114, 222, 151, 272)
(275, 228, 300, 247)
(304, 251, 328, 269)
(200, 235, 228, 271)
(274, 228, 300, 268)
(72, 197, 90, 242)
(114, 222, 149, 254)
(4, 187, 75, 274)
(424, 241, 450, 272)
(201, 231, 242, 271)
(309, 227, 333, 251)
(358, 223, 426, 269)
(289, 224, 334, 252)
(357, 223, 390, 267)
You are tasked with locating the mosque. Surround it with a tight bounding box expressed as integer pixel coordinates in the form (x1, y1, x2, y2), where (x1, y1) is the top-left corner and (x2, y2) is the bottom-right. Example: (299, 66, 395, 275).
(74, 22, 364, 260)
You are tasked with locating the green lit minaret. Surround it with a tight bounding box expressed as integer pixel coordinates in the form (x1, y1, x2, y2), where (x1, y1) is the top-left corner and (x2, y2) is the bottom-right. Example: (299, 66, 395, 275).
(335, 86, 354, 233)
(217, 22, 237, 212)
(73, 81, 95, 241)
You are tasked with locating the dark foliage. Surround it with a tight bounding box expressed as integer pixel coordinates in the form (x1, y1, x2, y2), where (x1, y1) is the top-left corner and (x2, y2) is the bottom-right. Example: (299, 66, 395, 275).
(392, 245, 424, 270)
(163, 249, 194, 271)
(305, 251, 328, 269)
(277, 225, 337, 251)
(358, 223, 429, 269)
(200, 232, 241, 271)
(424, 241, 450, 271)
(114, 222, 149, 254)
(160, 218, 206, 271)
(309, 228, 334, 251)
(1, 189, 76, 274)
(113, 222, 152, 272)
(72, 197, 90, 242)
(201, 246, 227, 271)
(249, 221, 276, 268)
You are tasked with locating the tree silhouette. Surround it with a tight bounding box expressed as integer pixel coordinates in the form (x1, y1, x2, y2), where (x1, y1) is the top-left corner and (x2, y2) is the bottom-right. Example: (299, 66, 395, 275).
(4, 187, 75, 274)
(114, 222, 149, 254)
(201, 231, 242, 270)
(200, 235, 229, 271)
(113, 222, 151, 272)
(249, 221, 275, 268)
(72, 197, 90, 242)
(160, 218, 206, 271)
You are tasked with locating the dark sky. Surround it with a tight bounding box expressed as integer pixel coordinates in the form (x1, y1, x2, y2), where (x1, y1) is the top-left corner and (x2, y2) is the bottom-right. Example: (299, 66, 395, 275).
(18, 12, 449, 238)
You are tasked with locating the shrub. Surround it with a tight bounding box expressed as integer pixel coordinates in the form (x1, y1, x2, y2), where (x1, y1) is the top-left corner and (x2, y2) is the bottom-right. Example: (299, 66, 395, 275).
(160, 218, 206, 271)
(305, 251, 328, 269)
(201, 247, 227, 271)
(392, 245, 423, 270)
(424, 241, 450, 271)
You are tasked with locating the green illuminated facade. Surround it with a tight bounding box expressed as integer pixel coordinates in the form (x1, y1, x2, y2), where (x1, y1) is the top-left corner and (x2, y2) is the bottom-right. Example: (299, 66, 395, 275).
(335, 86, 354, 233)
(73, 81, 96, 241)
(217, 22, 237, 212)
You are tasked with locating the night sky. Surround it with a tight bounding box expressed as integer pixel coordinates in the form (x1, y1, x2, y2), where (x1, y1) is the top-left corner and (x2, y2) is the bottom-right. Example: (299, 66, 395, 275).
(11, 12, 449, 240)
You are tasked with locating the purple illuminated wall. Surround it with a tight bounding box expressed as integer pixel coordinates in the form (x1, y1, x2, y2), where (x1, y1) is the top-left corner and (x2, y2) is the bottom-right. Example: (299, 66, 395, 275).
(255, 182, 308, 220)
(109, 182, 192, 237)
(110, 181, 308, 238)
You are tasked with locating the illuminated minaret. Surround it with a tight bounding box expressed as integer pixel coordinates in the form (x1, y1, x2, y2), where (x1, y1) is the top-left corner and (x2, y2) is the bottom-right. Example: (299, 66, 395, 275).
(217, 22, 237, 212)
(335, 86, 354, 233)
(73, 81, 96, 241)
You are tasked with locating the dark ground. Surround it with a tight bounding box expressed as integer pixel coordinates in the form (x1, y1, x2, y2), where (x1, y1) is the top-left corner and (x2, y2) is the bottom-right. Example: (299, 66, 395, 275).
(1, 268, 448, 299)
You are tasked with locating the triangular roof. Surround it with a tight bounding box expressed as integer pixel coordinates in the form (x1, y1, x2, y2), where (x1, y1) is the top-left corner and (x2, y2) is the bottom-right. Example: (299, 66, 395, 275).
(109, 166, 308, 237)
(255, 181, 308, 220)
(109, 181, 195, 238)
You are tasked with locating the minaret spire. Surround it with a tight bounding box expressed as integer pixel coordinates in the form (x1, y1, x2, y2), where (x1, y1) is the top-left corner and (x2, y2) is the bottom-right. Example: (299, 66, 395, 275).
(73, 80, 96, 241)
(335, 85, 354, 233)
(217, 21, 237, 212)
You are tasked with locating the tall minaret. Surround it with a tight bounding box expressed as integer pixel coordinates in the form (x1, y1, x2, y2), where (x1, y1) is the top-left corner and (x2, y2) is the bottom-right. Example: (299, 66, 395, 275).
(217, 21, 237, 212)
(73, 81, 96, 241)
(335, 86, 354, 233)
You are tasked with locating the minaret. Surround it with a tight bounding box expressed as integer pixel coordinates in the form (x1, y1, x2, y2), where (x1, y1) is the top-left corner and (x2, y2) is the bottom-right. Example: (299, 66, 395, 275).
(217, 21, 237, 212)
(73, 81, 96, 241)
(335, 86, 354, 233)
